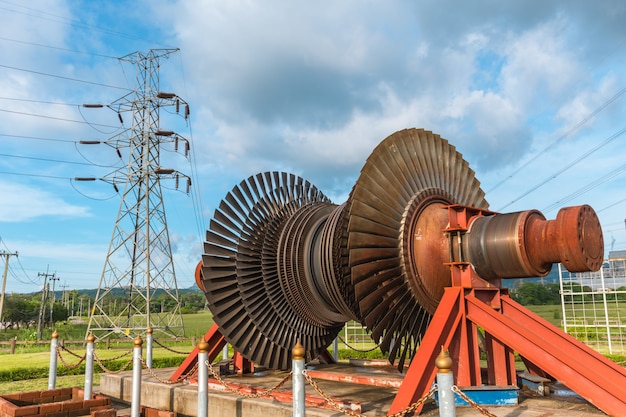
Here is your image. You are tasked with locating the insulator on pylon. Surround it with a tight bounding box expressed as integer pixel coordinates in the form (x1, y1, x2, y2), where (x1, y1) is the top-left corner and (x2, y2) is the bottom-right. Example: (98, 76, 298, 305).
(175, 137, 179, 151)
(118, 112, 123, 124)
(82, 104, 103, 108)
(156, 130, 174, 136)
(175, 99, 180, 113)
(185, 142, 190, 157)
(157, 92, 176, 99)
(155, 168, 175, 175)
(74, 177, 96, 181)
(186, 178, 191, 193)
(184, 104, 190, 119)
(113, 183, 119, 193)
(116, 148, 122, 159)
(79, 140, 101, 145)
(175, 174, 179, 189)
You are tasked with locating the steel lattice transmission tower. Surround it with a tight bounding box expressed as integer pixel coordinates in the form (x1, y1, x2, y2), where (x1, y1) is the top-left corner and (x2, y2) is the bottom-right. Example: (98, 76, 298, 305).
(86, 48, 190, 339)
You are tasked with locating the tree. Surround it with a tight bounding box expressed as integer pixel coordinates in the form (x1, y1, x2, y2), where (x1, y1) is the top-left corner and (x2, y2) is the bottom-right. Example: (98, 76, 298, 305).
(3, 294, 39, 329)
(510, 282, 561, 305)
(51, 302, 69, 323)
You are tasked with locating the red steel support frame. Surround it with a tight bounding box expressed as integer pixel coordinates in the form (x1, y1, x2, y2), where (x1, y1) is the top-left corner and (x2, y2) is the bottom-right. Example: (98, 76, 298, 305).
(170, 323, 254, 381)
(389, 206, 626, 416)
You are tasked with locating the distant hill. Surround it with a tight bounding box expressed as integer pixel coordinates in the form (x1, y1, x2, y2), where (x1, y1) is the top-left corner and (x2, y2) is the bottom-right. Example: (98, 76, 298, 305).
(21, 285, 203, 299)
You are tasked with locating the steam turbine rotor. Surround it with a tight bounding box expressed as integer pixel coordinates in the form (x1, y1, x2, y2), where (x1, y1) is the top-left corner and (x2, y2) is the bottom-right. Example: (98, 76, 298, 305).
(200, 128, 603, 370)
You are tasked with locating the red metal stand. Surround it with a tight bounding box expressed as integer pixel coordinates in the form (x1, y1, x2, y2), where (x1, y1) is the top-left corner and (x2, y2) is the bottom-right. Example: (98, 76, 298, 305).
(388, 286, 626, 416)
(169, 323, 254, 381)
(389, 205, 626, 416)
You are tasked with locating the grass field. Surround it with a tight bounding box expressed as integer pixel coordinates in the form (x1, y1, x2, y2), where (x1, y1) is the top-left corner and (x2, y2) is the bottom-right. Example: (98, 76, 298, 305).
(1, 307, 624, 395)
(0, 312, 214, 395)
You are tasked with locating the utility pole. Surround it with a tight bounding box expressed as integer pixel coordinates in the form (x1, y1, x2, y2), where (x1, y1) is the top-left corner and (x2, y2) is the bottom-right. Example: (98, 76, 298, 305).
(60, 284, 69, 309)
(37, 270, 55, 340)
(82, 48, 189, 340)
(48, 275, 60, 326)
(0, 251, 18, 323)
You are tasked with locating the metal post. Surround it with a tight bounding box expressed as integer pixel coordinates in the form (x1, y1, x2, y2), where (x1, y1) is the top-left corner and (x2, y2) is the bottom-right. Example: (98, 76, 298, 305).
(131, 335, 143, 417)
(84, 333, 95, 399)
(146, 327, 153, 369)
(197, 339, 209, 417)
(292, 341, 305, 417)
(48, 330, 58, 389)
(435, 347, 456, 417)
(332, 338, 339, 362)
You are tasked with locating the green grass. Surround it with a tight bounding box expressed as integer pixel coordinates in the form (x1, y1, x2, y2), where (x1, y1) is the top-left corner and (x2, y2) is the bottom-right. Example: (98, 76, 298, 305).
(0, 311, 215, 345)
(0, 312, 214, 393)
(0, 375, 90, 395)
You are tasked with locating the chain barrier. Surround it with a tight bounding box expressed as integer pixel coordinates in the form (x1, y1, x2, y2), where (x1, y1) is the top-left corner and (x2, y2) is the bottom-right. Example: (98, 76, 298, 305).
(205, 360, 293, 399)
(55, 346, 87, 370)
(153, 338, 194, 355)
(93, 351, 134, 374)
(337, 335, 381, 353)
(100, 349, 133, 361)
(451, 386, 497, 417)
(140, 356, 198, 384)
(302, 369, 436, 417)
(57, 344, 83, 358)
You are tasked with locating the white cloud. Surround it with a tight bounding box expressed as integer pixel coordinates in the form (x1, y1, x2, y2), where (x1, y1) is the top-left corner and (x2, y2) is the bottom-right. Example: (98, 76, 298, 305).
(0, 181, 90, 222)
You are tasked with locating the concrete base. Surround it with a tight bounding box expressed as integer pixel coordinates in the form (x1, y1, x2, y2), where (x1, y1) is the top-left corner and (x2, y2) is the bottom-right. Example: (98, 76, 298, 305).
(99, 366, 606, 417)
(99, 369, 341, 417)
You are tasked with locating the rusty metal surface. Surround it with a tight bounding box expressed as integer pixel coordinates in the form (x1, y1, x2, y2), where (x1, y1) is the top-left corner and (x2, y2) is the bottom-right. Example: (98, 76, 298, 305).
(200, 128, 603, 372)
(347, 129, 488, 366)
(464, 205, 604, 280)
(202, 172, 342, 369)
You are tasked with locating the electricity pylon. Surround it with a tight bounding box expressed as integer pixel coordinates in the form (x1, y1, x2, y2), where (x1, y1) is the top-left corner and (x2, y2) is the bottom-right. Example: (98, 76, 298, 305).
(85, 49, 190, 339)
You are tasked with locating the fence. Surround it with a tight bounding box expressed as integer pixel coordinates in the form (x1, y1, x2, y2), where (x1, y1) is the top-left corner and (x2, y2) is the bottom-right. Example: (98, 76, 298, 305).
(0, 336, 202, 355)
(46, 330, 499, 417)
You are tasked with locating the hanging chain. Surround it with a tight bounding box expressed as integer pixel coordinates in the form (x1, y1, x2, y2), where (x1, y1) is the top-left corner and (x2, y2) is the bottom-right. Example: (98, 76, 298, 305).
(93, 351, 134, 374)
(153, 338, 194, 355)
(57, 344, 83, 358)
(204, 360, 292, 399)
(55, 346, 86, 369)
(337, 335, 381, 353)
(98, 349, 133, 361)
(451, 386, 497, 417)
(302, 369, 437, 417)
(139, 357, 197, 384)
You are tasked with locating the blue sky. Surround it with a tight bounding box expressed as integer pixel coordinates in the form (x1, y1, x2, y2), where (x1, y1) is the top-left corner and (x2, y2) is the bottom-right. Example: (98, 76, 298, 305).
(1, 0, 625, 294)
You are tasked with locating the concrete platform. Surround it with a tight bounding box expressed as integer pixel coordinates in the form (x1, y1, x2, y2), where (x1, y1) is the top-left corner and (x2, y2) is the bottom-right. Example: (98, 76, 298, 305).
(98, 365, 608, 417)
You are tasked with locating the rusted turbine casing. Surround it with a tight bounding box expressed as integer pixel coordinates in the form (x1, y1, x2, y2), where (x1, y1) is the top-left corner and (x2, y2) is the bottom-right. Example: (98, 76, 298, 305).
(463, 205, 604, 280)
(200, 128, 605, 370)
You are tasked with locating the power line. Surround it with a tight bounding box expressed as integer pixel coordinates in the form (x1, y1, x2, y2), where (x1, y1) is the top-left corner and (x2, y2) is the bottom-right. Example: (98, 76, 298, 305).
(0, 133, 75, 143)
(0, 107, 122, 128)
(0, 96, 83, 106)
(0, 36, 119, 59)
(0, 170, 71, 180)
(0, 238, 37, 286)
(0, 152, 105, 166)
(0, 1, 166, 46)
(498, 125, 626, 211)
(487, 87, 626, 195)
(0, 63, 131, 91)
(542, 160, 626, 214)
